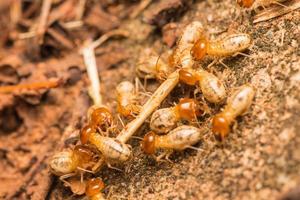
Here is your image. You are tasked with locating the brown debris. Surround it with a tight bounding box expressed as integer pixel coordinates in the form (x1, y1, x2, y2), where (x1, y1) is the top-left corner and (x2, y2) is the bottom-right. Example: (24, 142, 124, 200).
(0, 106, 22, 133)
(96, 46, 130, 70)
(143, 0, 190, 27)
(278, 184, 300, 200)
(162, 22, 182, 48)
(0, 65, 19, 85)
(84, 5, 120, 33)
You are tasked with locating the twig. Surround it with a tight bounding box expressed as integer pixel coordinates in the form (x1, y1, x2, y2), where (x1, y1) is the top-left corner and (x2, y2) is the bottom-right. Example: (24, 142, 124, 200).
(130, 0, 152, 19)
(254, 0, 300, 23)
(117, 70, 180, 143)
(10, 0, 22, 26)
(82, 45, 103, 106)
(61, 20, 83, 29)
(47, 28, 74, 49)
(0, 78, 62, 94)
(18, 31, 36, 40)
(76, 0, 86, 20)
(81, 29, 129, 105)
(92, 70, 180, 172)
(36, 0, 52, 44)
(89, 29, 130, 50)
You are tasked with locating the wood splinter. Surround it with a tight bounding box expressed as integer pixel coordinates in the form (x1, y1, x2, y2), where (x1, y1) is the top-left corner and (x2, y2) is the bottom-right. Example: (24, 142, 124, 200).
(0, 78, 62, 94)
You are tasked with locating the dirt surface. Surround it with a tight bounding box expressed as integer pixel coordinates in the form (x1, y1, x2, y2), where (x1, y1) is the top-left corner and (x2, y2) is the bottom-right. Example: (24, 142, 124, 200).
(0, 0, 299, 200)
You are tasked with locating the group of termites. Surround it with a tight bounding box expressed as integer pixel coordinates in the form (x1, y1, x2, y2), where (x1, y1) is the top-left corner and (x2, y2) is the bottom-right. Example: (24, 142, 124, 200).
(48, 0, 285, 198)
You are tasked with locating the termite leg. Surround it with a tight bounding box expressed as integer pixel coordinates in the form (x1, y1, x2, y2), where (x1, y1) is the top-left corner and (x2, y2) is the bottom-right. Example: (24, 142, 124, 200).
(206, 59, 218, 69)
(273, 1, 287, 8)
(106, 162, 123, 172)
(143, 76, 150, 90)
(77, 167, 94, 174)
(92, 157, 105, 173)
(136, 78, 152, 98)
(98, 129, 109, 137)
(232, 120, 238, 133)
(117, 114, 125, 128)
(130, 136, 143, 140)
(165, 150, 174, 163)
(155, 150, 173, 163)
(186, 145, 206, 153)
(59, 172, 77, 186)
(129, 111, 140, 119)
(135, 77, 147, 94)
(233, 52, 252, 58)
(219, 58, 230, 69)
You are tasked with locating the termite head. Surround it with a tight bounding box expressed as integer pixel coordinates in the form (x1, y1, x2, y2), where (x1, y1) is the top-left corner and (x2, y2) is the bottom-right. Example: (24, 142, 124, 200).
(191, 35, 208, 61)
(86, 177, 105, 197)
(141, 131, 156, 155)
(176, 98, 203, 121)
(136, 50, 169, 80)
(179, 68, 199, 85)
(80, 124, 96, 144)
(74, 145, 94, 164)
(116, 81, 135, 94)
(49, 150, 78, 176)
(212, 113, 230, 141)
(89, 106, 113, 132)
(237, 0, 254, 8)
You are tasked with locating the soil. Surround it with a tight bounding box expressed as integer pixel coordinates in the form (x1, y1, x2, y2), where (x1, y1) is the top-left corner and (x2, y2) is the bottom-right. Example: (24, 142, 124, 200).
(0, 0, 299, 200)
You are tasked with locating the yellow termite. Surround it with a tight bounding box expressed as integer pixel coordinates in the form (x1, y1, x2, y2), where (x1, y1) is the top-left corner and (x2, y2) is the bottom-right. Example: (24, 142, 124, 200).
(49, 145, 97, 182)
(169, 21, 204, 68)
(150, 98, 203, 134)
(136, 49, 171, 80)
(237, 0, 287, 9)
(212, 84, 255, 141)
(85, 178, 106, 200)
(81, 130, 131, 169)
(141, 125, 205, 161)
(179, 68, 227, 103)
(191, 33, 251, 62)
(116, 81, 140, 118)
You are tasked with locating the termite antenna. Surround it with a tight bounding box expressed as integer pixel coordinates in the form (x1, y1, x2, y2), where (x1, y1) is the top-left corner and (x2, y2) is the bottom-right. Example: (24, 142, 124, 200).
(272, 0, 288, 8)
(186, 145, 206, 152)
(130, 136, 143, 140)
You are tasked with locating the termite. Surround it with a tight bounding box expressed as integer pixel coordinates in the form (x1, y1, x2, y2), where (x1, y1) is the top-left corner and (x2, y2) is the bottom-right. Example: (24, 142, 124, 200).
(212, 84, 255, 141)
(136, 49, 171, 80)
(191, 33, 251, 66)
(237, 0, 287, 9)
(116, 81, 141, 118)
(141, 125, 205, 161)
(87, 105, 114, 133)
(80, 131, 131, 169)
(150, 98, 203, 134)
(49, 145, 98, 183)
(85, 177, 106, 200)
(169, 21, 204, 68)
(179, 68, 226, 103)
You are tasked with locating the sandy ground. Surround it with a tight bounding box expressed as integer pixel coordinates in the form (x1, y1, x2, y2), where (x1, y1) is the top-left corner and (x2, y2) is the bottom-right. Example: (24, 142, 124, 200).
(0, 0, 299, 200)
